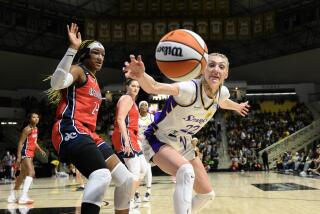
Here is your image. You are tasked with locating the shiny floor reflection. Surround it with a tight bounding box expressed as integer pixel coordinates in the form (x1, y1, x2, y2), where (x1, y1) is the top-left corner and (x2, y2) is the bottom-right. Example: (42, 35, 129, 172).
(1, 172, 320, 214)
(0, 206, 79, 214)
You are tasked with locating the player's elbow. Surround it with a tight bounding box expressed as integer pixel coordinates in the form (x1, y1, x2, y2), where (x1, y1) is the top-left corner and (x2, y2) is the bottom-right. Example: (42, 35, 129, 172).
(50, 68, 74, 90)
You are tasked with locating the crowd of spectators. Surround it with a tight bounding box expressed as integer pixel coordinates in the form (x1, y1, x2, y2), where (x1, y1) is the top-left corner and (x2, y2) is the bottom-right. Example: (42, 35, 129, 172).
(0, 95, 316, 176)
(275, 143, 320, 177)
(226, 98, 314, 172)
(194, 118, 221, 172)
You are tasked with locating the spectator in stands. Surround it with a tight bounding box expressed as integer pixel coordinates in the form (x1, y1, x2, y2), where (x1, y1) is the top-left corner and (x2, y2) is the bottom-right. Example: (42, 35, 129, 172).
(307, 145, 320, 176)
(210, 148, 219, 171)
(276, 154, 284, 171)
(2, 151, 13, 180)
(262, 150, 269, 172)
(292, 152, 302, 171)
(0, 160, 4, 180)
(230, 155, 239, 171)
(283, 151, 294, 171)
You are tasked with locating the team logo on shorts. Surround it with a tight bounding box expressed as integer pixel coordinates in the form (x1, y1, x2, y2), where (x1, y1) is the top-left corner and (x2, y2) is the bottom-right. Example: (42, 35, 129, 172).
(64, 132, 77, 141)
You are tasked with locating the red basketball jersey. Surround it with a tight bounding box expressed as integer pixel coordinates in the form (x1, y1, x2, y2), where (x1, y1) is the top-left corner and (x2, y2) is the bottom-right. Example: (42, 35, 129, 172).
(112, 101, 140, 153)
(55, 65, 101, 132)
(22, 127, 38, 158)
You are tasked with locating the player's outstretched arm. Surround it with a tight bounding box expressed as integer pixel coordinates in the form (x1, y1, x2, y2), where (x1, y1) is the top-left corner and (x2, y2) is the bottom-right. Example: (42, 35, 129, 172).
(219, 99, 250, 117)
(50, 23, 82, 90)
(124, 55, 179, 96)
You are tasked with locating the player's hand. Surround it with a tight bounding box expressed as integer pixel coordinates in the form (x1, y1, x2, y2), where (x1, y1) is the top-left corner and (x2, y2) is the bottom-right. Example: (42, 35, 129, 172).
(16, 157, 21, 168)
(123, 55, 145, 80)
(237, 101, 250, 117)
(67, 23, 82, 50)
(40, 150, 46, 157)
(123, 142, 132, 156)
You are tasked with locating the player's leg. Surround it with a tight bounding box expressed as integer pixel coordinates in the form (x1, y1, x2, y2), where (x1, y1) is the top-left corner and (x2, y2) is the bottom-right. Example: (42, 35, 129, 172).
(98, 142, 136, 214)
(190, 157, 215, 213)
(7, 161, 26, 203)
(66, 135, 111, 214)
(18, 158, 35, 204)
(137, 154, 151, 202)
(143, 160, 152, 201)
(124, 156, 142, 206)
(153, 145, 195, 214)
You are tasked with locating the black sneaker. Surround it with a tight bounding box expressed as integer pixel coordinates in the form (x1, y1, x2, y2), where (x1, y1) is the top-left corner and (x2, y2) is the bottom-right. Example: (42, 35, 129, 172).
(76, 186, 85, 191)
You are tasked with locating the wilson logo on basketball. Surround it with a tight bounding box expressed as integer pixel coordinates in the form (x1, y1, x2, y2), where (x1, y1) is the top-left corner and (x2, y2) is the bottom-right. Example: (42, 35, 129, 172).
(156, 46, 183, 57)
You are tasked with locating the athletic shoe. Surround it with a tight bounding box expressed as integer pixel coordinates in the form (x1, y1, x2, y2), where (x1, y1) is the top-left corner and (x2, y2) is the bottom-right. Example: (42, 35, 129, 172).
(76, 186, 85, 191)
(130, 199, 140, 209)
(134, 192, 141, 203)
(18, 196, 34, 204)
(7, 193, 17, 203)
(143, 192, 151, 202)
(129, 208, 141, 214)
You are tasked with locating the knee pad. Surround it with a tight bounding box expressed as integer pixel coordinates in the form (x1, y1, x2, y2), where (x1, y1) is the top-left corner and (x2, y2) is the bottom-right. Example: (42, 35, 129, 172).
(82, 169, 111, 207)
(192, 190, 215, 213)
(175, 164, 195, 204)
(114, 174, 135, 210)
(111, 162, 134, 187)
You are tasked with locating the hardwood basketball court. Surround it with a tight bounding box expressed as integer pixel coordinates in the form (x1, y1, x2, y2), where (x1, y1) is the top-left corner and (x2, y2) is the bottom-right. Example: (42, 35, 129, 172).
(1, 172, 319, 214)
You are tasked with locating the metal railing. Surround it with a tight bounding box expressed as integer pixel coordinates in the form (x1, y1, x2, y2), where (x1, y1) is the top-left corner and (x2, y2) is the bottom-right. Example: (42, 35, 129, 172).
(258, 119, 320, 167)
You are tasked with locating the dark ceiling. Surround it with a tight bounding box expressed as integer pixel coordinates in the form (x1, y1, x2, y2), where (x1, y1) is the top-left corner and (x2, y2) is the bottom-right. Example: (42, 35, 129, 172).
(0, 0, 319, 80)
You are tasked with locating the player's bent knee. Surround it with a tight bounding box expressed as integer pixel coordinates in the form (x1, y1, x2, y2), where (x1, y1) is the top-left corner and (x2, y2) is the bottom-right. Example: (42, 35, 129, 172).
(176, 164, 195, 184)
(82, 168, 111, 206)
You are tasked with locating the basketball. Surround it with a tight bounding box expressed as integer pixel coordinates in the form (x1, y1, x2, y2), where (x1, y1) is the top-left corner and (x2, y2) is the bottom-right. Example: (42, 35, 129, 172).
(155, 29, 208, 81)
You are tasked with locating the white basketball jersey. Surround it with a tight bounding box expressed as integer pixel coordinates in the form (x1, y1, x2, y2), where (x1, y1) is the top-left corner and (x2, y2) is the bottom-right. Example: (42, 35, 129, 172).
(153, 79, 229, 138)
(138, 113, 154, 136)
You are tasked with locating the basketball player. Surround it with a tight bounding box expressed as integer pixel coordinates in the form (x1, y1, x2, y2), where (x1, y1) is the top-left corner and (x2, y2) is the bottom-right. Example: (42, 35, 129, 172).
(124, 53, 250, 214)
(8, 113, 46, 204)
(137, 101, 154, 202)
(112, 79, 148, 207)
(49, 23, 135, 214)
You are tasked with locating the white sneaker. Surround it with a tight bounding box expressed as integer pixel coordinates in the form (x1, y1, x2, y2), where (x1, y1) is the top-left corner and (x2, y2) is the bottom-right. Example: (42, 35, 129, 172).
(129, 208, 141, 214)
(143, 192, 151, 202)
(18, 196, 34, 204)
(130, 199, 140, 209)
(299, 171, 307, 177)
(134, 192, 141, 203)
(7, 193, 17, 203)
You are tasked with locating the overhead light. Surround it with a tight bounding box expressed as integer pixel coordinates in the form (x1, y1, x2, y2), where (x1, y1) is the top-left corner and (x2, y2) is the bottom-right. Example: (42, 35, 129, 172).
(1, 121, 18, 125)
(246, 92, 296, 96)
